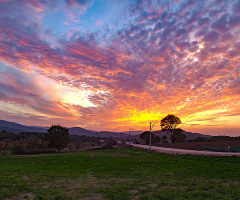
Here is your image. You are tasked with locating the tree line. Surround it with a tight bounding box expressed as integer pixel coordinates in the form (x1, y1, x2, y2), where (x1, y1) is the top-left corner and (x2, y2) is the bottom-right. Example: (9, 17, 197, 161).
(0, 125, 69, 154)
(0, 125, 133, 155)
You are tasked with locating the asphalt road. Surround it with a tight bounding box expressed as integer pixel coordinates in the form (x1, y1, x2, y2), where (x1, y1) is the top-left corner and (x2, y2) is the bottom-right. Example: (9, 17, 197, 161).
(131, 144, 240, 157)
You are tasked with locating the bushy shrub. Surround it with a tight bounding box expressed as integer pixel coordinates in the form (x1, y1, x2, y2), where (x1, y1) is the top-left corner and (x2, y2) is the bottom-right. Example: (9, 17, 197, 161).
(11, 144, 54, 155)
(11, 145, 24, 155)
(101, 143, 113, 149)
(171, 132, 186, 143)
(140, 131, 160, 144)
(0, 141, 6, 151)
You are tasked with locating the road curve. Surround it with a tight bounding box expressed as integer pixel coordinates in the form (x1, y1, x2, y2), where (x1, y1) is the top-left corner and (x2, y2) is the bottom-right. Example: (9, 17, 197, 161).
(131, 144, 240, 157)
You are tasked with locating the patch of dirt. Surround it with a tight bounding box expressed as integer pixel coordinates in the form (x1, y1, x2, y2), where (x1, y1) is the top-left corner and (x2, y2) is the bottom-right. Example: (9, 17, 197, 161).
(55, 179, 66, 184)
(132, 196, 140, 200)
(5, 193, 35, 200)
(42, 183, 51, 188)
(64, 171, 101, 198)
(162, 185, 188, 190)
(129, 189, 139, 193)
(138, 186, 146, 190)
(165, 172, 174, 176)
(222, 180, 239, 186)
(22, 176, 29, 180)
(80, 193, 104, 200)
(149, 183, 157, 188)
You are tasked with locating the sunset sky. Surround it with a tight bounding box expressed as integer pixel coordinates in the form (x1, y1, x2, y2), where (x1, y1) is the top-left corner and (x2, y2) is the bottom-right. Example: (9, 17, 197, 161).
(0, 0, 240, 136)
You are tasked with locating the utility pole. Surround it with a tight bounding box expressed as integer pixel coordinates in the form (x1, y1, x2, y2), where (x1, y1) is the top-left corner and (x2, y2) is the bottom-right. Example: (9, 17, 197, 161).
(129, 129, 130, 142)
(129, 128, 134, 144)
(149, 122, 152, 150)
(149, 121, 158, 151)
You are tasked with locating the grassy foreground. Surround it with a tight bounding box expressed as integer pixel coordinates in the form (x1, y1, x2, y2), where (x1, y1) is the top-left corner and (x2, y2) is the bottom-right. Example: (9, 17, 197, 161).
(1, 148, 240, 200)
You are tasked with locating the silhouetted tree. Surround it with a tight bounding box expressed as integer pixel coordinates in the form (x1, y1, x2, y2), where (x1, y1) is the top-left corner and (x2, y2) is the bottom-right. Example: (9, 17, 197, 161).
(46, 125, 69, 152)
(140, 131, 160, 144)
(160, 114, 181, 134)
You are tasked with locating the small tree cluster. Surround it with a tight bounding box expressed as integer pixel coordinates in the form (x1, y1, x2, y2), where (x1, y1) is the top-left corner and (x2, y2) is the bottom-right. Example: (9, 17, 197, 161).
(170, 129, 186, 143)
(140, 131, 160, 144)
(159, 114, 187, 143)
(10, 135, 49, 155)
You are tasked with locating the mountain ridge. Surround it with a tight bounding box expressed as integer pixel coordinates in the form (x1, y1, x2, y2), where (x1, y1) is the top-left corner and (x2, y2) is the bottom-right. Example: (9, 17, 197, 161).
(0, 119, 129, 138)
(0, 119, 211, 139)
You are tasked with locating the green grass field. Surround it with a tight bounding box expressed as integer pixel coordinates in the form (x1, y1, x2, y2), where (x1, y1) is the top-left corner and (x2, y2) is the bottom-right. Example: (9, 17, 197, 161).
(1, 148, 240, 200)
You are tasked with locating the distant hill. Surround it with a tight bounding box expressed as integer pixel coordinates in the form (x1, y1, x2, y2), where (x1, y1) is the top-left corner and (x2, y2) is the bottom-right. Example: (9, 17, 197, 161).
(67, 128, 129, 138)
(68, 127, 96, 136)
(0, 119, 129, 138)
(98, 131, 128, 138)
(123, 130, 145, 135)
(0, 119, 47, 133)
(0, 119, 211, 139)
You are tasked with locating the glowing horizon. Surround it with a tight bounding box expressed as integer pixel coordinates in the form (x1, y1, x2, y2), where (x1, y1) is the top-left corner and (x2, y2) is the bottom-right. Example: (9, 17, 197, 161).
(0, 0, 240, 136)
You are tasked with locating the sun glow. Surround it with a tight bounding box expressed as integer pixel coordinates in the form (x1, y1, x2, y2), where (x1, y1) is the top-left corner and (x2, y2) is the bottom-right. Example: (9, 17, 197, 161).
(61, 89, 96, 107)
(115, 110, 167, 124)
(35, 74, 99, 108)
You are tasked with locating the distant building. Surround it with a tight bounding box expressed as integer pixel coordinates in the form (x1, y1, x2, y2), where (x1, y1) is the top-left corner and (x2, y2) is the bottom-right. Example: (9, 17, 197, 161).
(125, 142, 133, 145)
